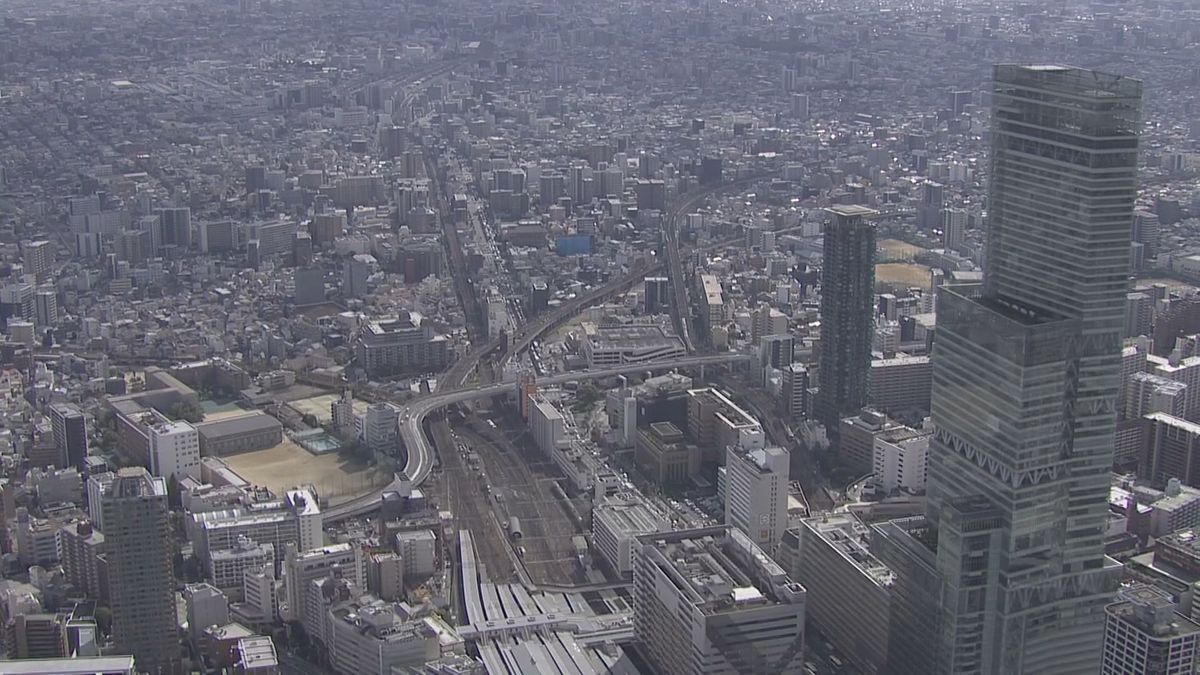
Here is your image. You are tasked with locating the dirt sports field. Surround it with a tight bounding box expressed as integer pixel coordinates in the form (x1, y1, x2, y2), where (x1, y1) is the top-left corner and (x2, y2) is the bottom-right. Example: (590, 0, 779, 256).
(878, 238, 925, 262)
(223, 439, 390, 506)
(876, 262, 933, 291)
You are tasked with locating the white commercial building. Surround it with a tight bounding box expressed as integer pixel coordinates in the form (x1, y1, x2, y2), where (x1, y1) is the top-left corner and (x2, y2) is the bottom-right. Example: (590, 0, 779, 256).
(724, 445, 789, 549)
(529, 396, 565, 456)
(872, 428, 930, 495)
(281, 542, 364, 623)
(285, 488, 323, 552)
(327, 601, 444, 675)
(1102, 585, 1200, 675)
(148, 420, 201, 482)
(633, 526, 807, 675)
(592, 493, 668, 577)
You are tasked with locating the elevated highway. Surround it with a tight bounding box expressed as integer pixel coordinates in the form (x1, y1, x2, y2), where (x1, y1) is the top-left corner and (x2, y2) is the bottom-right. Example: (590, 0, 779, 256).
(325, 353, 749, 522)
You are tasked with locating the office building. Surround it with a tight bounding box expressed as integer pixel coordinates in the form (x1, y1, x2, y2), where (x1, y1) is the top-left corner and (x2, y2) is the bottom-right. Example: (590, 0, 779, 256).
(644, 276, 670, 315)
(759, 334, 795, 375)
(877, 66, 1143, 674)
(872, 426, 930, 495)
(868, 354, 933, 415)
(183, 583, 230, 643)
(50, 403, 88, 471)
(633, 526, 807, 675)
(293, 267, 325, 306)
(362, 403, 398, 456)
(781, 516, 892, 674)
(281, 543, 363, 624)
(942, 207, 966, 251)
(101, 468, 180, 674)
(529, 396, 565, 456)
(635, 422, 699, 488)
(34, 288, 57, 328)
(686, 388, 764, 465)
(782, 363, 810, 422)
(815, 205, 876, 435)
(148, 420, 201, 482)
(155, 207, 192, 250)
(725, 444, 789, 549)
(592, 493, 668, 578)
(1102, 585, 1200, 675)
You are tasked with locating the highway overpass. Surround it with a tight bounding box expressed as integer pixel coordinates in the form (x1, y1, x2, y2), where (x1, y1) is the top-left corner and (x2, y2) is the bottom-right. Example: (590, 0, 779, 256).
(325, 353, 749, 522)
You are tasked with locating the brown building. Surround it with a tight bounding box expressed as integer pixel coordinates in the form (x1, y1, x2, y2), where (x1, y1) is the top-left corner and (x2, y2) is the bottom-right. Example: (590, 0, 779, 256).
(635, 422, 699, 487)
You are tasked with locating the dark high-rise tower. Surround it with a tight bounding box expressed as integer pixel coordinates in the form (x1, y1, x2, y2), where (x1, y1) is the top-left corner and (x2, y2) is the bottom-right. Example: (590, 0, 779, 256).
(102, 468, 180, 674)
(873, 65, 1142, 675)
(815, 205, 876, 436)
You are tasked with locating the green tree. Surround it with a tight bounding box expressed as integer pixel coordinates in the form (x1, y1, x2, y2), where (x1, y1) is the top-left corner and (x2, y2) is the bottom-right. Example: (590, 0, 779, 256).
(170, 400, 204, 423)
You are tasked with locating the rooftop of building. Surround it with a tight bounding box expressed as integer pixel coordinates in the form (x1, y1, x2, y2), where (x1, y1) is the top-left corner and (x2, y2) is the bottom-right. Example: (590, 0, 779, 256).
(236, 636, 278, 670)
(194, 412, 282, 438)
(1107, 585, 1200, 639)
(801, 513, 895, 588)
(0, 656, 135, 675)
(825, 204, 877, 219)
(595, 493, 668, 534)
(637, 526, 804, 616)
(700, 274, 723, 305)
(688, 388, 759, 430)
(583, 323, 684, 351)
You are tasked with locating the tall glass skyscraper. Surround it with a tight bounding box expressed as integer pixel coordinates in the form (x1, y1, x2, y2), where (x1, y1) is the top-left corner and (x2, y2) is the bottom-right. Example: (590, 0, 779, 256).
(873, 65, 1142, 674)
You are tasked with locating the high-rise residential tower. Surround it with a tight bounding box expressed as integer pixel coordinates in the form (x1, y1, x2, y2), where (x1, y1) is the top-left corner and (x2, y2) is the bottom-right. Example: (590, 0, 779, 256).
(815, 205, 876, 436)
(102, 468, 180, 674)
(873, 65, 1142, 674)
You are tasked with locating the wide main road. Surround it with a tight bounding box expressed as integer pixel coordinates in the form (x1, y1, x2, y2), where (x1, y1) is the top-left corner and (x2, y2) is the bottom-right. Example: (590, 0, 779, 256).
(325, 353, 749, 521)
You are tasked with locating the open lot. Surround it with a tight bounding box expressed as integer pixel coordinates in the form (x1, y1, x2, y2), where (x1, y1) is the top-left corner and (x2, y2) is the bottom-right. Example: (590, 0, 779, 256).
(222, 439, 389, 506)
(876, 262, 933, 290)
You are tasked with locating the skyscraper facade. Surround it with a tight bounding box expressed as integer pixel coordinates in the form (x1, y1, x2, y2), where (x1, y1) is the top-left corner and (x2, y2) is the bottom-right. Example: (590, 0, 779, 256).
(102, 468, 181, 674)
(875, 65, 1142, 674)
(815, 205, 876, 435)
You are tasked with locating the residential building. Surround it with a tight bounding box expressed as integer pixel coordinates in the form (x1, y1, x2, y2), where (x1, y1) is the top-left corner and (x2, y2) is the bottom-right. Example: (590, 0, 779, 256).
(815, 205, 876, 435)
(49, 404, 88, 471)
(868, 355, 932, 415)
(101, 468, 180, 674)
(355, 315, 451, 377)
